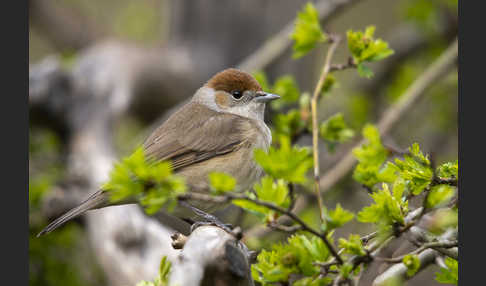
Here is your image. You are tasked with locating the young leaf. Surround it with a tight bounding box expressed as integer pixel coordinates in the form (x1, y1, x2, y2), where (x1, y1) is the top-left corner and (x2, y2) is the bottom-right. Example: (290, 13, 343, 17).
(323, 203, 354, 231)
(103, 146, 186, 215)
(291, 2, 327, 59)
(274, 110, 307, 139)
(435, 257, 458, 285)
(254, 136, 313, 184)
(426, 184, 455, 209)
(233, 177, 290, 221)
(437, 161, 458, 179)
(347, 26, 394, 78)
(208, 172, 236, 194)
(357, 183, 407, 225)
(271, 75, 301, 109)
(338, 234, 366, 256)
(403, 254, 420, 277)
(352, 124, 389, 187)
(319, 113, 355, 152)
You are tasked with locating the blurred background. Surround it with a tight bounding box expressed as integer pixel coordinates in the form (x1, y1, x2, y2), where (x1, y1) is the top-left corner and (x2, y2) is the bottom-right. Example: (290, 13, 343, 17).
(29, 0, 457, 285)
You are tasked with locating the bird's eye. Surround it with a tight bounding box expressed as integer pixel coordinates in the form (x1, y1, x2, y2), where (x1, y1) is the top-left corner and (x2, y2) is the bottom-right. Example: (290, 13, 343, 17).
(231, 90, 243, 99)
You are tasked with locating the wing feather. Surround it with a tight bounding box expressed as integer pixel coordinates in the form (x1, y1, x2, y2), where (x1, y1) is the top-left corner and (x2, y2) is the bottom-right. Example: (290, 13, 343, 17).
(143, 102, 249, 171)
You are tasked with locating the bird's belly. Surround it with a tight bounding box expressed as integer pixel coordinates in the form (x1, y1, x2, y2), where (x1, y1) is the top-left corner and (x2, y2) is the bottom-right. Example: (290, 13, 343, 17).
(176, 145, 265, 193)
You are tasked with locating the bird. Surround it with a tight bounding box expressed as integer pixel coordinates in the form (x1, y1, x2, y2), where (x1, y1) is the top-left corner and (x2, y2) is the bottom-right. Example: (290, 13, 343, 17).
(37, 68, 280, 237)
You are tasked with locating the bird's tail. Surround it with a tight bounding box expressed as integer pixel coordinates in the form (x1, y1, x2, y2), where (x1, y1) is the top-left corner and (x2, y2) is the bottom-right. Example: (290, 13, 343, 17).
(37, 189, 109, 237)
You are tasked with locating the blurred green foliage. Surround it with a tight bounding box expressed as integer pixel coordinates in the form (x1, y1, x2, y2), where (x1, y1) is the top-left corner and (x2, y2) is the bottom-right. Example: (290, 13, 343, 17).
(435, 257, 458, 285)
(319, 112, 355, 152)
(103, 147, 186, 214)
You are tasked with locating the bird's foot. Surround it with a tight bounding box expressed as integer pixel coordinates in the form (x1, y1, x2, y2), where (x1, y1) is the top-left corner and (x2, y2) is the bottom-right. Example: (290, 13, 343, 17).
(180, 201, 242, 239)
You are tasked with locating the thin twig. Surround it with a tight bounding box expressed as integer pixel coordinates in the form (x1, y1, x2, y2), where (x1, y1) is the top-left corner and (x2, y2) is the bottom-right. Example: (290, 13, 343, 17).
(311, 35, 341, 223)
(375, 240, 458, 263)
(178, 192, 344, 264)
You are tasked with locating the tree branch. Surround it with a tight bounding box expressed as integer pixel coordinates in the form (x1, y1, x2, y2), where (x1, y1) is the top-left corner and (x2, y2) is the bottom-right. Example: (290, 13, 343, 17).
(169, 226, 253, 286)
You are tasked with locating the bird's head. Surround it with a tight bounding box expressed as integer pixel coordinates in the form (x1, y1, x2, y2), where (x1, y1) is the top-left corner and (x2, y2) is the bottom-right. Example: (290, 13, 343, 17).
(193, 68, 280, 120)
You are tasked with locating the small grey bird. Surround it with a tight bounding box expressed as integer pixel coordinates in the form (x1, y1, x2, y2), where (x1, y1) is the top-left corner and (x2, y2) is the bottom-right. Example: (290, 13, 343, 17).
(38, 68, 280, 236)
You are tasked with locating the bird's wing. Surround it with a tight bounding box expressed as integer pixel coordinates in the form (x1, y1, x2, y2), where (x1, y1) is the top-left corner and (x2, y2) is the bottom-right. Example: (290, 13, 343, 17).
(143, 101, 251, 171)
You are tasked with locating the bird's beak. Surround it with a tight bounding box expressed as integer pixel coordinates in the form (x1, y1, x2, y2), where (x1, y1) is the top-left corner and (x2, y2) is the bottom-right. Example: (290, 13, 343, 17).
(254, 92, 281, 103)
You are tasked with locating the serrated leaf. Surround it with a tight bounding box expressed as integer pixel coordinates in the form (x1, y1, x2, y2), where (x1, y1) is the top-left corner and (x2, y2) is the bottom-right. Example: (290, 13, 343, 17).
(338, 234, 366, 256)
(357, 183, 407, 225)
(437, 161, 458, 179)
(323, 203, 354, 231)
(291, 2, 327, 59)
(103, 146, 186, 215)
(254, 136, 313, 183)
(233, 176, 290, 221)
(352, 124, 389, 187)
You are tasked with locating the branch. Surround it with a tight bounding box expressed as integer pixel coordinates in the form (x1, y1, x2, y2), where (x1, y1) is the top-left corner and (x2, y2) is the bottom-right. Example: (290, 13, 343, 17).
(374, 240, 458, 263)
(318, 38, 458, 192)
(311, 35, 342, 223)
(236, 0, 362, 72)
(372, 229, 457, 286)
(179, 192, 344, 264)
(169, 226, 253, 286)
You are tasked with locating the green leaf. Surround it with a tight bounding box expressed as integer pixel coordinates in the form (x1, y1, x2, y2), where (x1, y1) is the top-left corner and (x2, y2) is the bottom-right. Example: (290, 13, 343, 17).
(437, 161, 458, 179)
(339, 263, 354, 279)
(233, 176, 290, 221)
(274, 110, 307, 139)
(271, 75, 301, 109)
(254, 136, 313, 183)
(357, 183, 407, 225)
(208, 172, 236, 194)
(338, 234, 366, 256)
(251, 234, 331, 284)
(435, 257, 458, 285)
(347, 26, 394, 78)
(426, 184, 455, 209)
(291, 2, 327, 59)
(319, 113, 355, 152)
(323, 203, 354, 231)
(103, 146, 186, 215)
(403, 254, 420, 277)
(352, 124, 389, 187)
(137, 256, 171, 286)
(357, 63, 374, 78)
(392, 146, 433, 196)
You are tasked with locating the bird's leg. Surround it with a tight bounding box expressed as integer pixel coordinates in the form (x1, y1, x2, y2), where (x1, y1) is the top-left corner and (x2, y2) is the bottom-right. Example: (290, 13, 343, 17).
(179, 201, 234, 234)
